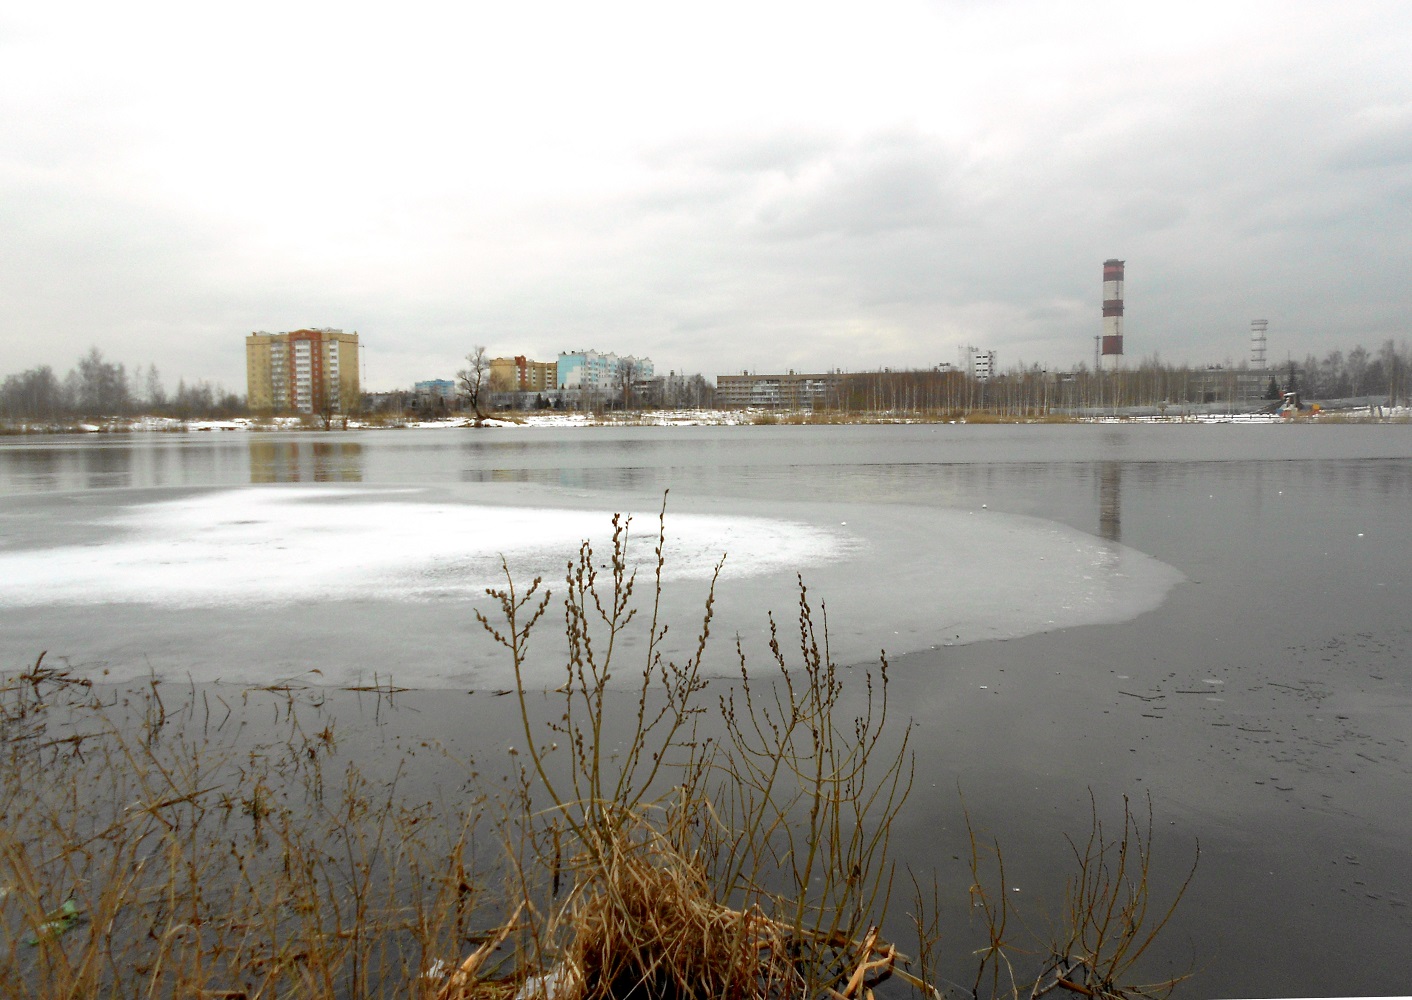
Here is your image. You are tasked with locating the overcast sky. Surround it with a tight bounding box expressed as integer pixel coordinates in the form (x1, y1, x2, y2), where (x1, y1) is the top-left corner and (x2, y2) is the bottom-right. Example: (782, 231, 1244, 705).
(3, 1, 1409, 391)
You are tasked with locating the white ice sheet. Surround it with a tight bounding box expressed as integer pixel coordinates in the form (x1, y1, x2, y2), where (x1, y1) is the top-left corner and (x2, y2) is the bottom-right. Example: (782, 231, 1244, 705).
(0, 486, 1183, 688)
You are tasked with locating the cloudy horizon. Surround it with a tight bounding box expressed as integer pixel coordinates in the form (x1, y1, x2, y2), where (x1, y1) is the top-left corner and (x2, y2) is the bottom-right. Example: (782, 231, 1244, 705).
(3, 1, 1409, 392)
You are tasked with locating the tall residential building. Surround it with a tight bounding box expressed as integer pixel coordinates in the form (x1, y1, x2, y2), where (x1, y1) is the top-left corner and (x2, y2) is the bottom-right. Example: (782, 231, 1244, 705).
(557, 350, 654, 393)
(247, 329, 360, 413)
(490, 356, 560, 393)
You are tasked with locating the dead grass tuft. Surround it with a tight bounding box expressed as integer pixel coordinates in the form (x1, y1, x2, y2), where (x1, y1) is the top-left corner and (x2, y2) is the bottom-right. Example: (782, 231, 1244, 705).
(562, 834, 787, 1000)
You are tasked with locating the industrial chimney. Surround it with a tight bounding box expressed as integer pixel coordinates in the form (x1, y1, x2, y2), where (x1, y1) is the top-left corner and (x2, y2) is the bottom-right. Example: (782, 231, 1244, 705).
(1101, 259, 1125, 369)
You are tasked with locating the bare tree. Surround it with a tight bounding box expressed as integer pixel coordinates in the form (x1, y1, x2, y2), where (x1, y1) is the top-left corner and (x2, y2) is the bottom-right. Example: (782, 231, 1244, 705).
(73, 347, 132, 417)
(458, 346, 491, 424)
(0, 366, 64, 421)
(144, 364, 167, 411)
(616, 357, 640, 410)
(1378, 338, 1403, 407)
(316, 387, 342, 430)
(1347, 345, 1369, 396)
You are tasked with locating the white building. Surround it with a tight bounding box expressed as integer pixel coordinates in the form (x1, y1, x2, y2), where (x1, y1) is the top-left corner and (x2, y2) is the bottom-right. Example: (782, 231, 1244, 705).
(557, 350, 654, 393)
(961, 346, 996, 382)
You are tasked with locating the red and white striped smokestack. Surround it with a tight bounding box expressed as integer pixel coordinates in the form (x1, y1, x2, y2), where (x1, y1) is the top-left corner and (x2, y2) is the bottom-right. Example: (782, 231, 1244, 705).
(1101, 259, 1124, 369)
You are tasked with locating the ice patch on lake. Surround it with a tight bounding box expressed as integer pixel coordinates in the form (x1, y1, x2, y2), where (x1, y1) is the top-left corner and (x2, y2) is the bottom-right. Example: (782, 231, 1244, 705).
(0, 487, 848, 608)
(0, 485, 1183, 689)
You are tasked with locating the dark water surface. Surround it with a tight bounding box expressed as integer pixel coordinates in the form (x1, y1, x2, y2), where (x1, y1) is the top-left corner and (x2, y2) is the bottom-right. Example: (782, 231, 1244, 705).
(2, 423, 1410, 997)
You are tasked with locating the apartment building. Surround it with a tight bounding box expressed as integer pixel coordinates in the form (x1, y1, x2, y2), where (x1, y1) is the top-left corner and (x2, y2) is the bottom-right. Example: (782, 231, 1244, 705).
(247, 329, 360, 413)
(558, 350, 654, 394)
(413, 379, 457, 401)
(490, 356, 559, 392)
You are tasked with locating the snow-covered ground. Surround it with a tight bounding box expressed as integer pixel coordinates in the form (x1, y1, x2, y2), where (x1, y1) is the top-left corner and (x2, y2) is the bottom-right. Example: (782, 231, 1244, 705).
(1090, 404, 1412, 424)
(7, 404, 1408, 435)
(107, 411, 760, 432)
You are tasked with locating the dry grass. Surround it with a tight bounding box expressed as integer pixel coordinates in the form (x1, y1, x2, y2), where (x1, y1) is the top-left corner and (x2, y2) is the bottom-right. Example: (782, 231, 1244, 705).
(962, 794, 1197, 1000)
(1310, 408, 1411, 424)
(738, 409, 1078, 425)
(0, 657, 488, 998)
(438, 825, 902, 1000)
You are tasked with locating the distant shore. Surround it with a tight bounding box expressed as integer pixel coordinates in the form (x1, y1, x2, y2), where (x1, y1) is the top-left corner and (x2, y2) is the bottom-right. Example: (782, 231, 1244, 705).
(1, 402, 1408, 435)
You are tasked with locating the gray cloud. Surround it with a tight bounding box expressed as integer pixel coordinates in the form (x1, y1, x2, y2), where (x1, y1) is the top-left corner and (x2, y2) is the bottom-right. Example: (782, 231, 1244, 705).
(2, 2, 1410, 389)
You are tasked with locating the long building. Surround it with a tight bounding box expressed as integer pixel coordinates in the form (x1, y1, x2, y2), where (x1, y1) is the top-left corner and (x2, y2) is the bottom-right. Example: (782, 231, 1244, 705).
(246, 328, 360, 414)
(715, 371, 847, 408)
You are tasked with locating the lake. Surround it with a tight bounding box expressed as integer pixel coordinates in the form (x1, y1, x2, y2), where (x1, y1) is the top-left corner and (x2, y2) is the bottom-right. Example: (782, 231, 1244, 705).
(1, 423, 1409, 997)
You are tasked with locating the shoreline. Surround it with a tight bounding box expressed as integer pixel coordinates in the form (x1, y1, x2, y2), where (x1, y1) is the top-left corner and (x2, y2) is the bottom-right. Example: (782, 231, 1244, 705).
(1, 402, 1409, 435)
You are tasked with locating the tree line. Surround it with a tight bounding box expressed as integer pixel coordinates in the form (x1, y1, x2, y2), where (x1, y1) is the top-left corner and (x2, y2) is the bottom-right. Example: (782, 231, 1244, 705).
(4, 338, 1406, 424)
(1285, 340, 1407, 401)
(0, 348, 245, 422)
(832, 338, 1409, 416)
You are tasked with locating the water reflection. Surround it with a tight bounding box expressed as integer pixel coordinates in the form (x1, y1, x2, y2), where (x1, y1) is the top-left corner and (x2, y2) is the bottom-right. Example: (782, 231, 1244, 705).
(250, 440, 365, 483)
(4, 447, 66, 492)
(459, 466, 658, 491)
(1098, 461, 1121, 543)
(0, 443, 138, 492)
(84, 446, 133, 490)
